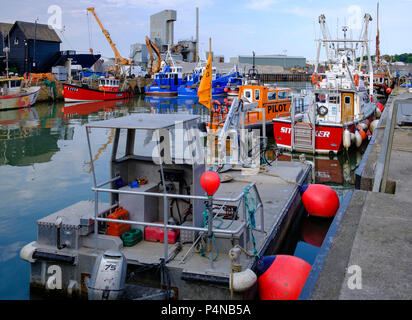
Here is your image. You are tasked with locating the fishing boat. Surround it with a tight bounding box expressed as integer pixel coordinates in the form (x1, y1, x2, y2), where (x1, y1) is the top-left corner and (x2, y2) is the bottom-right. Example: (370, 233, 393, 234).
(0, 77, 40, 111)
(62, 76, 133, 102)
(204, 65, 291, 136)
(145, 50, 185, 97)
(177, 61, 236, 97)
(224, 67, 243, 96)
(273, 14, 377, 155)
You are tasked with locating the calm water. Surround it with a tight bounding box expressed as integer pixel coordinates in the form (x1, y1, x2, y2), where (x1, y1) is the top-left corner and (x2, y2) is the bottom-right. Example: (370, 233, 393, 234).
(0, 82, 360, 299)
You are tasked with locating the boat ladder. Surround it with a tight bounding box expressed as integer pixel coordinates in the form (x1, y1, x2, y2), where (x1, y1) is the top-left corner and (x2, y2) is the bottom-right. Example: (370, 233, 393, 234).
(290, 98, 316, 154)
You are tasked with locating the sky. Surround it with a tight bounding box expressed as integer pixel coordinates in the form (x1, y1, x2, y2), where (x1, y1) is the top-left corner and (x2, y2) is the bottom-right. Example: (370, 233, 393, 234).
(0, 0, 411, 63)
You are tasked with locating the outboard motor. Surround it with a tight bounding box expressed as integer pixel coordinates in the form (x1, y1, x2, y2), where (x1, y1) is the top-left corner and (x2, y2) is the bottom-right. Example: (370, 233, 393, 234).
(87, 250, 127, 300)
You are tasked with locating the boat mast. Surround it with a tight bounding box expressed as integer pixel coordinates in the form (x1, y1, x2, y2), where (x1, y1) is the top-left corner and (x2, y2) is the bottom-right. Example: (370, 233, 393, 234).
(376, 2, 380, 68)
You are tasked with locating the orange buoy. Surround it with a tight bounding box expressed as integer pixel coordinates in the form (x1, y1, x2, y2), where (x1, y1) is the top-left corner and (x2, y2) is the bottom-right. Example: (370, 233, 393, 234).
(300, 184, 339, 218)
(354, 73, 359, 86)
(258, 255, 311, 300)
(358, 129, 366, 140)
(376, 102, 384, 112)
(200, 171, 221, 196)
(386, 87, 392, 94)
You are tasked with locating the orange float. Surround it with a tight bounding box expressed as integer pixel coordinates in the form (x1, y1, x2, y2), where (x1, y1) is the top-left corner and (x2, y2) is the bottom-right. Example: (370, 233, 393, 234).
(258, 255, 311, 300)
(301, 184, 339, 218)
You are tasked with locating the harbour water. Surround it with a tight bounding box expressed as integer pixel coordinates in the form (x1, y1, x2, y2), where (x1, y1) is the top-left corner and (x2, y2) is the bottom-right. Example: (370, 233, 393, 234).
(0, 82, 360, 299)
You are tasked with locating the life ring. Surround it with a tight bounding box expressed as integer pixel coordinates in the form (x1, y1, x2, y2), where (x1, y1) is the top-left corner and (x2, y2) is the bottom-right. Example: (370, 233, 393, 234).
(354, 74, 359, 86)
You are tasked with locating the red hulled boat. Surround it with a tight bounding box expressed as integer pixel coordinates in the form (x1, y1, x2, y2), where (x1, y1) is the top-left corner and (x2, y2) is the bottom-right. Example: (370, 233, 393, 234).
(62, 77, 132, 102)
(273, 14, 378, 155)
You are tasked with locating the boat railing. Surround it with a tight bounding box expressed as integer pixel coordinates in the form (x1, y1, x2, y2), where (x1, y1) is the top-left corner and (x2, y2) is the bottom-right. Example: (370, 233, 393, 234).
(91, 175, 264, 266)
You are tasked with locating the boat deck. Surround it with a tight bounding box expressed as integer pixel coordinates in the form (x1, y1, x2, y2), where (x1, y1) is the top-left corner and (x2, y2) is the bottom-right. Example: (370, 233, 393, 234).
(109, 161, 310, 280)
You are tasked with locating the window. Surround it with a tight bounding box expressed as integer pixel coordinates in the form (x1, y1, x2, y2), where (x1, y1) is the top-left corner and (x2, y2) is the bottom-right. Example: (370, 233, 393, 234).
(267, 91, 277, 101)
(329, 96, 340, 104)
(315, 93, 326, 103)
(344, 96, 351, 104)
(278, 91, 288, 99)
(14, 37, 18, 45)
(255, 89, 260, 100)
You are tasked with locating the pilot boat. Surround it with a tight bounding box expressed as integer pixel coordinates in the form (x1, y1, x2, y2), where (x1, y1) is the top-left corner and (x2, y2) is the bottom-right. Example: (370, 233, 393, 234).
(204, 65, 291, 136)
(273, 14, 377, 155)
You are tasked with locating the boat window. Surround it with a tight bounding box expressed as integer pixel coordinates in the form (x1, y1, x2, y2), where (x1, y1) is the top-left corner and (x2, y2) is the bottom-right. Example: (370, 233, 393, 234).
(244, 90, 252, 99)
(255, 89, 260, 100)
(329, 96, 340, 104)
(315, 93, 326, 103)
(278, 91, 288, 100)
(267, 91, 277, 101)
(344, 96, 351, 104)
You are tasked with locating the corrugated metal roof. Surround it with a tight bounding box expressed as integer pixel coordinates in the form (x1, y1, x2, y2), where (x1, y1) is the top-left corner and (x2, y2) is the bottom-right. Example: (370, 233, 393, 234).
(0, 22, 13, 35)
(14, 21, 61, 42)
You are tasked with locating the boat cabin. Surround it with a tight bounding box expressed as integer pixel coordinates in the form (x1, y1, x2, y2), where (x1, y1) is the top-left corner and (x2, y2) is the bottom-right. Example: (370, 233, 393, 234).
(98, 77, 120, 92)
(0, 77, 23, 96)
(239, 84, 291, 122)
(311, 89, 372, 124)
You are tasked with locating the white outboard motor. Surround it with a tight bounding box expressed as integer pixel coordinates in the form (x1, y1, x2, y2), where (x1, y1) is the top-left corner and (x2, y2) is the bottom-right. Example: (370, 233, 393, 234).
(87, 250, 127, 300)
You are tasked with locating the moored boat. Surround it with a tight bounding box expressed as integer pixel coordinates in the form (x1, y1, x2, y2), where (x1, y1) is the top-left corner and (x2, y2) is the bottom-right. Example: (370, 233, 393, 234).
(273, 14, 377, 155)
(0, 77, 40, 111)
(205, 66, 291, 136)
(62, 76, 133, 102)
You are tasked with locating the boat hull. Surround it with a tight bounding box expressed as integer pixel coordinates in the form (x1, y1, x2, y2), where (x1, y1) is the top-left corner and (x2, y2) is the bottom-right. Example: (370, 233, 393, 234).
(273, 116, 374, 154)
(0, 87, 41, 111)
(63, 84, 132, 102)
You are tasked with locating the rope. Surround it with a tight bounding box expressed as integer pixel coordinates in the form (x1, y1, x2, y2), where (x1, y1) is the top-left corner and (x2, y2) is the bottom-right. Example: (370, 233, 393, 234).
(243, 186, 259, 258)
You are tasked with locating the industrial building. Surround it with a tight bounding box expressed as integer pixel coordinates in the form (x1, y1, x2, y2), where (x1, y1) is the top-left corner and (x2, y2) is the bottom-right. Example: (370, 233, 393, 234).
(150, 10, 176, 52)
(130, 9, 200, 69)
(231, 54, 306, 69)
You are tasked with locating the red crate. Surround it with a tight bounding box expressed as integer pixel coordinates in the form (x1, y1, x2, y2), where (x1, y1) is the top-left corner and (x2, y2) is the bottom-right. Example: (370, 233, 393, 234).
(144, 223, 180, 244)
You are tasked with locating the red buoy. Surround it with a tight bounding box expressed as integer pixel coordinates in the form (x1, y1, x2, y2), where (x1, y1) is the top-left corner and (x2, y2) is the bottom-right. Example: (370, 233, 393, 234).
(377, 102, 384, 112)
(301, 184, 339, 218)
(386, 87, 392, 94)
(258, 255, 311, 300)
(224, 87, 229, 92)
(200, 171, 221, 196)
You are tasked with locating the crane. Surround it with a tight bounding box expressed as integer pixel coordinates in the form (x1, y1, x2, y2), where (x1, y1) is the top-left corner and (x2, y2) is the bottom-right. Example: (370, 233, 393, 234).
(87, 7, 131, 73)
(145, 36, 162, 76)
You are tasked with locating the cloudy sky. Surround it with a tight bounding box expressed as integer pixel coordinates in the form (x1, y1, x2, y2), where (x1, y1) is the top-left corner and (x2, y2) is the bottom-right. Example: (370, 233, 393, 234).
(1, 0, 411, 62)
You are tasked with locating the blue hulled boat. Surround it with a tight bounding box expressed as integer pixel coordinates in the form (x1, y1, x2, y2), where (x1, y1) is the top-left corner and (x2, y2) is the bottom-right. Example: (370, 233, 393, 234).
(177, 62, 236, 98)
(145, 53, 185, 96)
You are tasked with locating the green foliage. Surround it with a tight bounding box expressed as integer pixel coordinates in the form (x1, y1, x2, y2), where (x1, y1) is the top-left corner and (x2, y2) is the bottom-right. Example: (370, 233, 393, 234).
(356, 53, 412, 63)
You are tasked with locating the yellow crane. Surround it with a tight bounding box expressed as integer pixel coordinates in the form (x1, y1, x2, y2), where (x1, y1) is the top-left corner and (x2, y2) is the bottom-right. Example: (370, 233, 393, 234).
(145, 36, 162, 76)
(87, 7, 131, 73)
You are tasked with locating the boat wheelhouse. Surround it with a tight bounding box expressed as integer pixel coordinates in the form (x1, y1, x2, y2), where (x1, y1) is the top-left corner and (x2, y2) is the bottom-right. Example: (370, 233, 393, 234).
(273, 14, 377, 155)
(205, 65, 291, 135)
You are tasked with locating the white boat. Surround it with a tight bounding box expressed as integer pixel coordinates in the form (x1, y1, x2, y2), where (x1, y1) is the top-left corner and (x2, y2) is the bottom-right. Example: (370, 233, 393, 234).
(0, 77, 41, 111)
(273, 14, 377, 155)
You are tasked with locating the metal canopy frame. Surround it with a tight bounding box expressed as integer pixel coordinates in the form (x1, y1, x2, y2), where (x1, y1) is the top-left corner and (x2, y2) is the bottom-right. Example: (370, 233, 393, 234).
(85, 114, 265, 268)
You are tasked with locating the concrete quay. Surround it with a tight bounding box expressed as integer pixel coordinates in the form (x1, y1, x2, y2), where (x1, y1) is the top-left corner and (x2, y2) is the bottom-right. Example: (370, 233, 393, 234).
(300, 87, 412, 300)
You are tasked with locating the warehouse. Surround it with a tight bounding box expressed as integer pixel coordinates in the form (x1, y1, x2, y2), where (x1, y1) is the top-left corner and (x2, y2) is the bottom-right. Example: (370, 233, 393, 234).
(233, 54, 306, 68)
